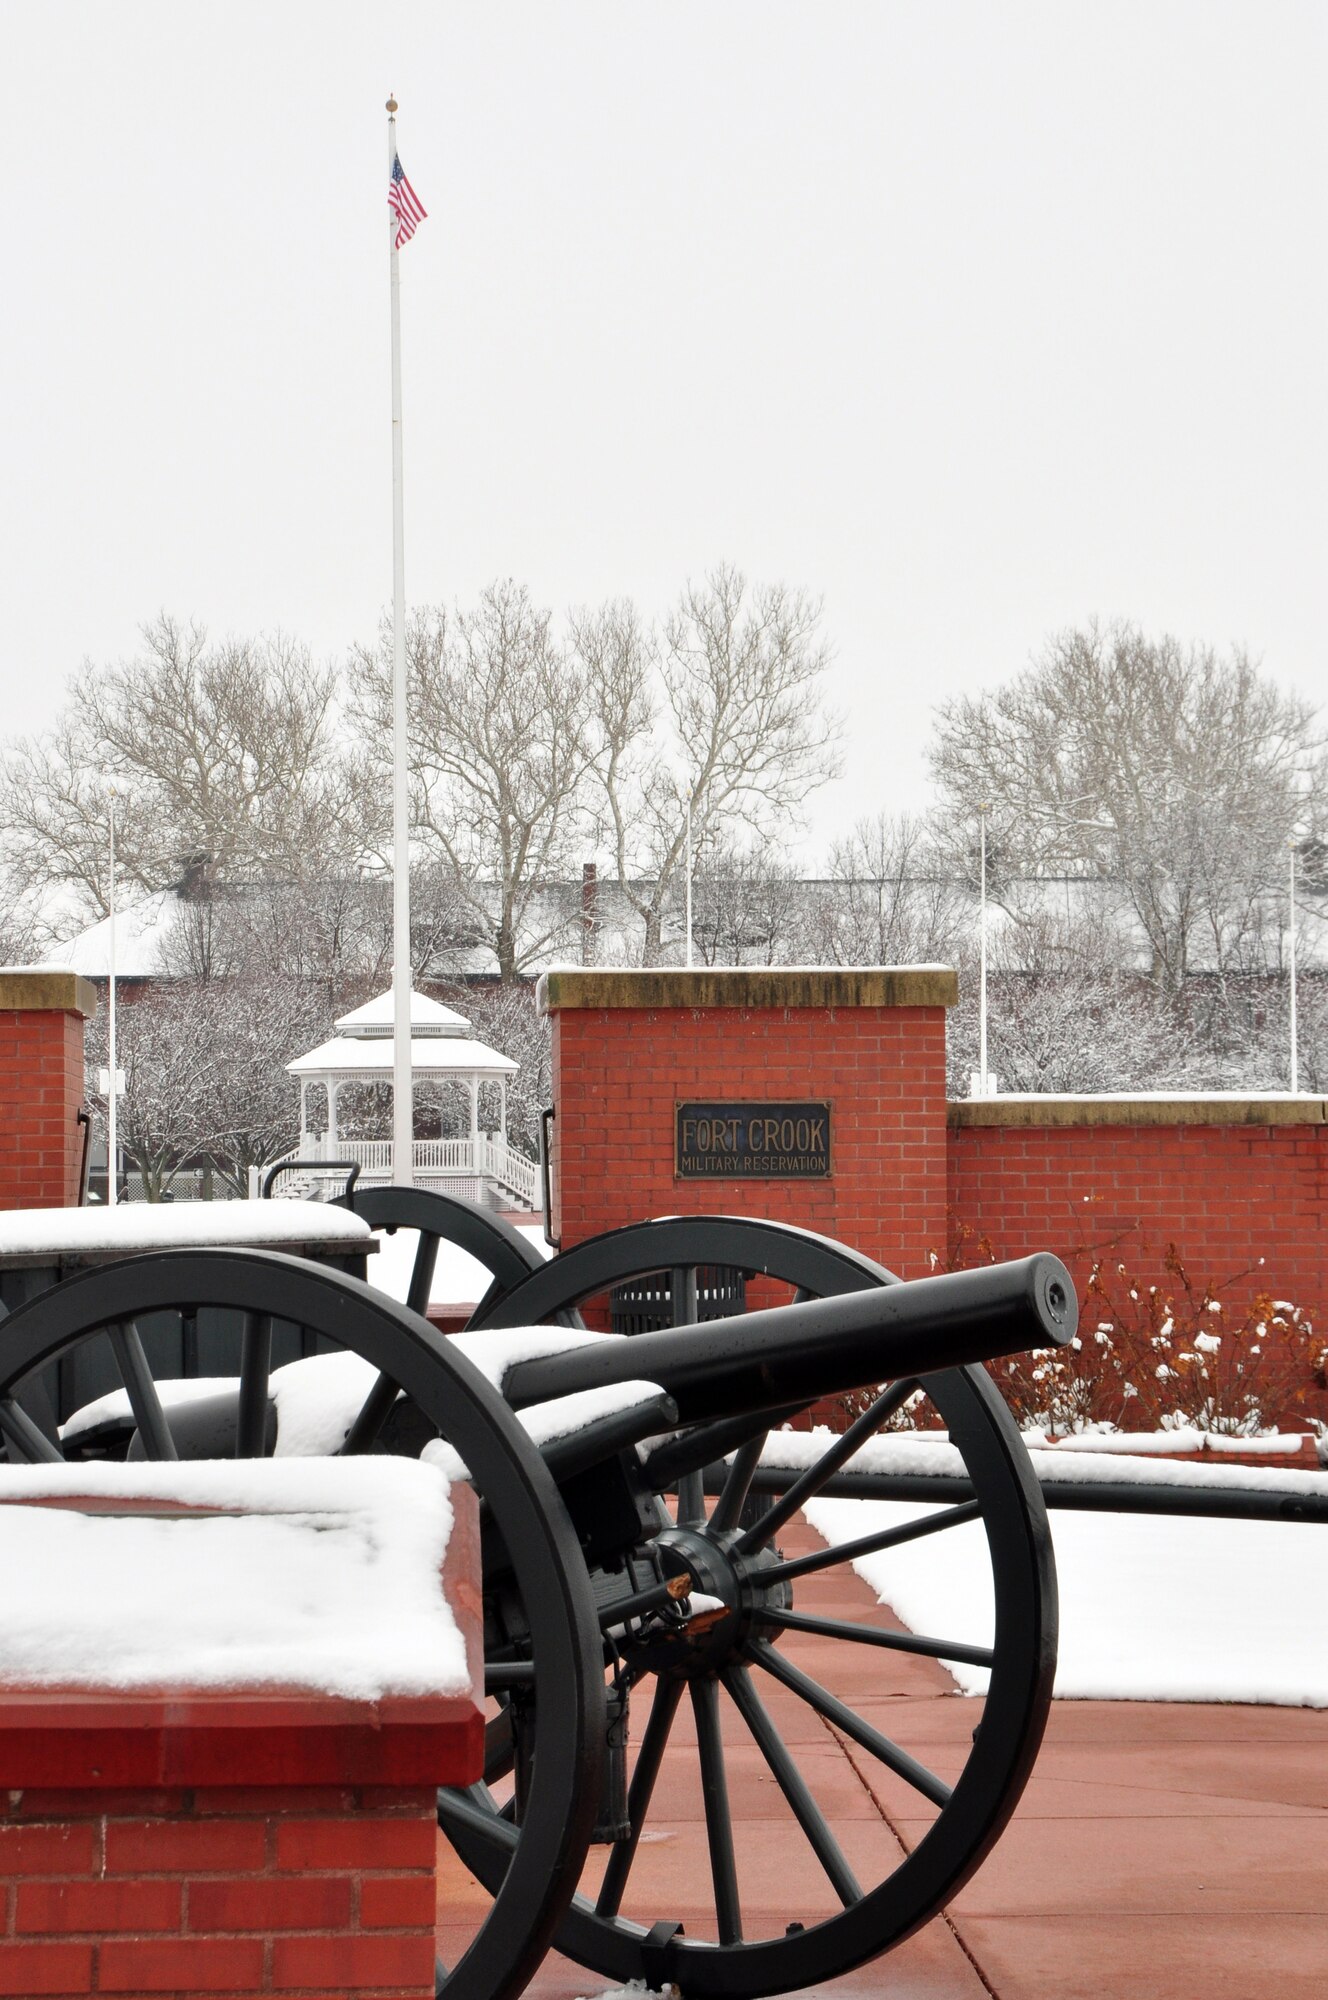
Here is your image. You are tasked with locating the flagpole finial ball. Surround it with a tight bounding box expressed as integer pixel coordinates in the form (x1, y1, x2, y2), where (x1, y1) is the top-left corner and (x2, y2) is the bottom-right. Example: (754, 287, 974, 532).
(386, 95, 398, 114)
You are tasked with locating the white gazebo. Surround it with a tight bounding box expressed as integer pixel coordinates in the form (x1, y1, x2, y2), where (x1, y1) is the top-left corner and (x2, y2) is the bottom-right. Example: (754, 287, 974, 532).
(270, 990, 537, 1209)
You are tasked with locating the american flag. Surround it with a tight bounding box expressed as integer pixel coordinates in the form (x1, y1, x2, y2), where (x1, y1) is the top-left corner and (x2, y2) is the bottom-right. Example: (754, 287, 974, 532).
(388, 155, 427, 248)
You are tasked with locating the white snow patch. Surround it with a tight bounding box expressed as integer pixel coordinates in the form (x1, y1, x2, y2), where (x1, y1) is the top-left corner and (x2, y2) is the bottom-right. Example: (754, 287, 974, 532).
(61, 1377, 240, 1443)
(1046, 1428, 1208, 1455)
(0, 1199, 370, 1258)
(61, 1326, 670, 1466)
(572, 1986, 671, 2000)
(0, 1458, 468, 1698)
(803, 1493, 1328, 1707)
(757, 1425, 1328, 1498)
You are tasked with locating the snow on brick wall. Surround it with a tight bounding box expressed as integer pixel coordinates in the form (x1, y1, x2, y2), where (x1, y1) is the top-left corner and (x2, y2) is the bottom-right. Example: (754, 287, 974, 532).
(0, 1459, 468, 1700)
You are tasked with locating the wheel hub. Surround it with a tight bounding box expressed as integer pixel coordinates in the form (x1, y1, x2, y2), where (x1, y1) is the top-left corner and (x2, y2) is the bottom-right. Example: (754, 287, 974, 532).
(620, 1524, 791, 1677)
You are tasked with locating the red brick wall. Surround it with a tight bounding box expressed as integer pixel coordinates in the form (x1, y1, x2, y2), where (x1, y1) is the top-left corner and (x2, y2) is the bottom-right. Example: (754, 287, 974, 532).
(947, 1120, 1328, 1325)
(0, 1784, 437, 1998)
(547, 973, 954, 1278)
(0, 973, 96, 1210)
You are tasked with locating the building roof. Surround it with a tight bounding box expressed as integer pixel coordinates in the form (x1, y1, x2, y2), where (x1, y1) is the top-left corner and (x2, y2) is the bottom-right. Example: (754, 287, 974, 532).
(50, 890, 179, 979)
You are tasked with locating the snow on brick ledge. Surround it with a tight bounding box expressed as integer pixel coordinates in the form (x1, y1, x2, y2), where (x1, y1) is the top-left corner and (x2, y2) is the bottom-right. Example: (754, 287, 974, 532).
(0, 1196, 371, 1260)
(0, 1457, 468, 1700)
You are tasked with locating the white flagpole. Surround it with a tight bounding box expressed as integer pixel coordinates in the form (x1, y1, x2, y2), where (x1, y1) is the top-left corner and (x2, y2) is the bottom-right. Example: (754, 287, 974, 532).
(1289, 838, 1298, 1093)
(387, 96, 413, 1186)
(978, 803, 989, 1093)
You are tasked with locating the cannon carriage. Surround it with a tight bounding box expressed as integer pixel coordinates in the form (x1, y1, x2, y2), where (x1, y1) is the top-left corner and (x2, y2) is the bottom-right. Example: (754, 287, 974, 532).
(0, 1189, 1139, 1999)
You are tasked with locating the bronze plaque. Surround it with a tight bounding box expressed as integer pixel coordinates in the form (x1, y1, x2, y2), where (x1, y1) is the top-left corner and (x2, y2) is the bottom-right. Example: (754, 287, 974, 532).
(675, 1101, 831, 1180)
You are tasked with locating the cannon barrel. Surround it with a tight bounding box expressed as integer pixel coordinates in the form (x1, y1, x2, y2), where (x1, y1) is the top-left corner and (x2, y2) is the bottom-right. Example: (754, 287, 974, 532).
(501, 1252, 1076, 1424)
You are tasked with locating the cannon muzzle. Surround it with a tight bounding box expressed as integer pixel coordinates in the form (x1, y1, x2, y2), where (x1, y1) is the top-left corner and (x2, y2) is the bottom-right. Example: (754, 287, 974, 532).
(502, 1252, 1076, 1423)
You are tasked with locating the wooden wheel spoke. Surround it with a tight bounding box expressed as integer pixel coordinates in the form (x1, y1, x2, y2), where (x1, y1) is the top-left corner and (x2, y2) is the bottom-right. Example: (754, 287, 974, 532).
(407, 1231, 440, 1317)
(758, 1607, 994, 1671)
(708, 1432, 767, 1536)
(723, 1664, 861, 1907)
(595, 1675, 685, 1919)
(692, 1677, 742, 1944)
(339, 1372, 402, 1455)
(109, 1320, 179, 1462)
(180, 1308, 199, 1379)
(0, 1396, 64, 1464)
(760, 1500, 984, 1586)
(437, 1783, 520, 1855)
(751, 1641, 953, 1809)
(734, 1378, 919, 1552)
(235, 1313, 273, 1458)
(483, 1706, 516, 1787)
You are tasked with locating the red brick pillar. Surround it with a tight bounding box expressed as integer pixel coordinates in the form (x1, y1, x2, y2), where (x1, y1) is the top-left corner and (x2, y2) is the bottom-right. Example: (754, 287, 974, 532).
(0, 969, 97, 1209)
(0, 1488, 484, 1998)
(0, 1770, 443, 1997)
(539, 967, 957, 1277)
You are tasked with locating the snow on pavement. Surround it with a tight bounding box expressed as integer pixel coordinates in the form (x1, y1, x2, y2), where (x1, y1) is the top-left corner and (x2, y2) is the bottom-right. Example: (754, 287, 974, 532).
(804, 1491, 1328, 1706)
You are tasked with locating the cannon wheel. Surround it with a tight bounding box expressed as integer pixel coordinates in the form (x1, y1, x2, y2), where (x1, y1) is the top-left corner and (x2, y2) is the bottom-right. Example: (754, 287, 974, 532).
(469, 1214, 1058, 1999)
(0, 1248, 604, 2000)
(340, 1184, 558, 1328)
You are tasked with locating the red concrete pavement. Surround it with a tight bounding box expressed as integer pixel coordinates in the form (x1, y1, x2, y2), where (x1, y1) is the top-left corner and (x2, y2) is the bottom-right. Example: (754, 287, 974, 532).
(440, 1521, 1328, 1999)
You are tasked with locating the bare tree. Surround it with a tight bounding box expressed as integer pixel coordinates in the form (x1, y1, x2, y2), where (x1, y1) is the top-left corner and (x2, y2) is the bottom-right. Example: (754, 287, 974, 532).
(86, 958, 330, 1200)
(190, 970, 330, 1196)
(434, 979, 551, 1158)
(946, 913, 1187, 1097)
(0, 861, 44, 964)
(813, 812, 970, 966)
(86, 986, 219, 1200)
(576, 566, 840, 963)
(0, 616, 378, 922)
(352, 583, 595, 982)
(689, 838, 815, 966)
(929, 620, 1320, 998)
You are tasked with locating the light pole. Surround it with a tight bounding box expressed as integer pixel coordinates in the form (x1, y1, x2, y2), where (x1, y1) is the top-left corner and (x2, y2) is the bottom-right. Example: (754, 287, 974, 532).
(1288, 838, 1299, 1093)
(684, 783, 694, 968)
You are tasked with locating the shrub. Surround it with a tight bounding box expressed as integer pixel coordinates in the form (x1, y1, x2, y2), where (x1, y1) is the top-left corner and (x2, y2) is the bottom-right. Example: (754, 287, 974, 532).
(945, 1222, 1326, 1436)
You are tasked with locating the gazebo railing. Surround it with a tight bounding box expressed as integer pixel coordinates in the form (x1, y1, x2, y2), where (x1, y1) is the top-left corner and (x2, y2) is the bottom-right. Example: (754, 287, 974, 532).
(256, 1135, 540, 1209)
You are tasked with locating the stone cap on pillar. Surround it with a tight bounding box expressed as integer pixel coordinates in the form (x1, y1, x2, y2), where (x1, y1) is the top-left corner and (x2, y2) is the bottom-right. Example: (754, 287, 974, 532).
(537, 965, 959, 1013)
(0, 966, 99, 1017)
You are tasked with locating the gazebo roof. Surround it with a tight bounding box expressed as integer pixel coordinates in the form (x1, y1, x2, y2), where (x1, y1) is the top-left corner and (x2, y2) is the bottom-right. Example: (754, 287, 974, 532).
(287, 1035, 517, 1082)
(334, 989, 472, 1039)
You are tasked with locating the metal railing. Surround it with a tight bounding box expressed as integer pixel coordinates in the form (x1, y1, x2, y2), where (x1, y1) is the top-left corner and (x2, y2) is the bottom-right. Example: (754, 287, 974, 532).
(254, 1134, 541, 1209)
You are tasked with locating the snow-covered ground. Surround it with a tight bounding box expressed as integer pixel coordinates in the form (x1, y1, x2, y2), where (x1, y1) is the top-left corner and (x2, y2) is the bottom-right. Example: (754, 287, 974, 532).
(0, 1457, 469, 1698)
(804, 1488, 1328, 1706)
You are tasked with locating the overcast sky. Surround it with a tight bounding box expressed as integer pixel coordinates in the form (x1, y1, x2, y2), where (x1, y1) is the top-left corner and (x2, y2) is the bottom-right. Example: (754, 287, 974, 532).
(2, 1, 1325, 856)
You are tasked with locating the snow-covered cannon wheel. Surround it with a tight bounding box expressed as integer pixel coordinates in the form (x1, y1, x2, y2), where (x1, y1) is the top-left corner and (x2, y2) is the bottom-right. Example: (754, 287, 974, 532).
(460, 1214, 1062, 2000)
(0, 1248, 605, 2000)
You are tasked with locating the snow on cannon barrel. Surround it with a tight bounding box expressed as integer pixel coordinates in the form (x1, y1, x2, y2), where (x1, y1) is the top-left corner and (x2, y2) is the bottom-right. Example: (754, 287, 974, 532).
(500, 1252, 1078, 1424)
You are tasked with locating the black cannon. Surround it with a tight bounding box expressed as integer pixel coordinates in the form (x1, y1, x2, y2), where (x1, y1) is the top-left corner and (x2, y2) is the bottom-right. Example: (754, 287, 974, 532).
(1, 1195, 1076, 2000)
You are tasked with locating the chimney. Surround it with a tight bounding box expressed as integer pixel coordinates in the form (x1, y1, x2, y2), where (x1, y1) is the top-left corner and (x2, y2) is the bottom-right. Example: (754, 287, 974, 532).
(580, 863, 599, 966)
